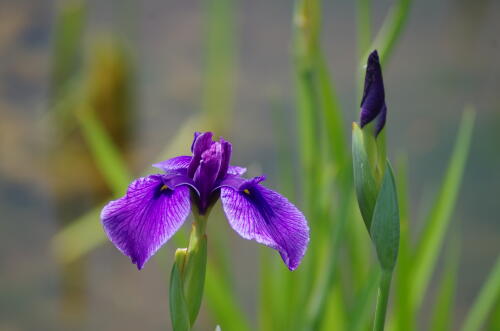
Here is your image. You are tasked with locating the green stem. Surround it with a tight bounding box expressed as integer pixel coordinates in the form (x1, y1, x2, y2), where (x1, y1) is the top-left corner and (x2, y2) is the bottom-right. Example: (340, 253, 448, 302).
(188, 213, 207, 250)
(373, 270, 393, 331)
(171, 211, 209, 330)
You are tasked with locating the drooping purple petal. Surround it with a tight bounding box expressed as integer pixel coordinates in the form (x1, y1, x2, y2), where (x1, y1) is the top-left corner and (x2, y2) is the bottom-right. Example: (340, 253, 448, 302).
(360, 50, 387, 136)
(101, 175, 191, 270)
(220, 177, 309, 270)
(188, 132, 214, 177)
(152, 155, 192, 173)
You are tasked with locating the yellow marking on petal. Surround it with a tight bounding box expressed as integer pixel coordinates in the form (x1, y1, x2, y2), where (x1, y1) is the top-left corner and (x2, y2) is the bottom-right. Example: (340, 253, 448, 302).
(160, 184, 169, 191)
(243, 189, 250, 195)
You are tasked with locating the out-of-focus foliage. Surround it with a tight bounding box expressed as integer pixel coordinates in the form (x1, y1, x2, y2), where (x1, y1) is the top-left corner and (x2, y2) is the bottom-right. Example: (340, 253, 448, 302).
(45, 0, 500, 330)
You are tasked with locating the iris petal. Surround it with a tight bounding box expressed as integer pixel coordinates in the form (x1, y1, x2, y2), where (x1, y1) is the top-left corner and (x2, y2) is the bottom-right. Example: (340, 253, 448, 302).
(228, 165, 246, 176)
(152, 155, 192, 173)
(217, 139, 232, 180)
(220, 178, 309, 270)
(188, 132, 214, 177)
(101, 174, 191, 270)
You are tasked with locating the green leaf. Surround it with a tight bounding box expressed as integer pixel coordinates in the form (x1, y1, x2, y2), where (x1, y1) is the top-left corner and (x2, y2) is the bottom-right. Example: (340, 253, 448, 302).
(356, 0, 372, 57)
(319, 280, 347, 330)
(76, 107, 131, 193)
(170, 249, 191, 331)
(205, 263, 252, 331)
(202, 0, 235, 131)
(365, 0, 412, 67)
(352, 122, 378, 230)
(410, 110, 475, 312)
(316, 54, 347, 166)
(370, 160, 400, 271)
(51, 205, 105, 264)
(50, 1, 86, 101)
(393, 156, 414, 330)
(183, 235, 207, 325)
(348, 267, 381, 331)
(429, 240, 459, 331)
(462, 255, 500, 331)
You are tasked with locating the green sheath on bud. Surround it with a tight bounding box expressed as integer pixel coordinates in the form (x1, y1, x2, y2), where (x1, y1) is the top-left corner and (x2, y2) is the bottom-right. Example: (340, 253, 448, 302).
(370, 161, 400, 271)
(352, 122, 379, 230)
(353, 123, 399, 271)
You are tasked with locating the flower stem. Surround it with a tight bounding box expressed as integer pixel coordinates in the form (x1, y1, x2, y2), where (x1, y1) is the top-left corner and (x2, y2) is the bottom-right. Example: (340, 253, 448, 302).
(170, 211, 209, 331)
(373, 269, 393, 331)
(187, 213, 207, 255)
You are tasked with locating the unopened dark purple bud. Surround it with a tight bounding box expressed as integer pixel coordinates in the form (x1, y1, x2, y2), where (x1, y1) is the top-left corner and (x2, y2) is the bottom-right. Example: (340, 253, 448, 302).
(360, 50, 387, 136)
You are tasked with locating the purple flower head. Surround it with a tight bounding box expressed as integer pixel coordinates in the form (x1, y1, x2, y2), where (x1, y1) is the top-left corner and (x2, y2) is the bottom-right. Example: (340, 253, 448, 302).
(360, 50, 387, 136)
(101, 132, 310, 270)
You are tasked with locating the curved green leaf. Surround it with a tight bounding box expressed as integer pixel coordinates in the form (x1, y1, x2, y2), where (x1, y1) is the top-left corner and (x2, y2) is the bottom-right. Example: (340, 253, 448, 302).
(370, 161, 400, 271)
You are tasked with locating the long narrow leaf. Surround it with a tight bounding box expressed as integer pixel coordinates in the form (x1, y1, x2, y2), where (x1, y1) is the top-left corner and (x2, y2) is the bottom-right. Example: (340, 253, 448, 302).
(76, 107, 131, 193)
(202, 0, 235, 131)
(356, 0, 372, 57)
(462, 255, 500, 331)
(51, 206, 105, 264)
(348, 267, 381, 331)
(205, 263, 252, 331)
(410, 109, 475, 314)
(316, 54, 347, 166)
(393, 156, 413, 331)
(366, 0, 412, 67)
(429, 239, 460, 331)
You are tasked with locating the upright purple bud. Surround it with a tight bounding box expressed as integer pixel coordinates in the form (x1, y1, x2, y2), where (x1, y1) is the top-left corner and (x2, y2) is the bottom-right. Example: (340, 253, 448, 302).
(360, 50, 387, 136)
(191, 132, 202, 153)
(193, 142, 222, 212)
(217, 138, 232, 181)
(188, 132, 213, 178)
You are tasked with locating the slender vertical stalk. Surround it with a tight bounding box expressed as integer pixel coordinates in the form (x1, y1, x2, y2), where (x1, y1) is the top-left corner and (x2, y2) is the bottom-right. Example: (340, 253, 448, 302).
(170, 211, 209, 330)
(186, 212, 207, 256)
(373, 270, 393, 331)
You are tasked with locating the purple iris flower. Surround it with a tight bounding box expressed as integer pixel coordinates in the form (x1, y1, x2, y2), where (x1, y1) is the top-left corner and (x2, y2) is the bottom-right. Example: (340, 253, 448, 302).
(101, 132, 310, 271)
(360, 50, 387, 136)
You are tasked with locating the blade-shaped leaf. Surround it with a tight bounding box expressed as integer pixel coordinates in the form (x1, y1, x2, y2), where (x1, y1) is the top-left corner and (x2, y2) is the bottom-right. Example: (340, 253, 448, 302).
(429, 240, 460, 331)
(183, 235, 207, 325)
(352, 123, 378, 230)
(370, 160, 400, 271)
(170, 249, 191, 331)
(205, 263, 252, 331)
(410, 110, 475, 312)
(462, 255, 500, 331)
(76, 107, 131, 193)
(348, 267, 382, 331)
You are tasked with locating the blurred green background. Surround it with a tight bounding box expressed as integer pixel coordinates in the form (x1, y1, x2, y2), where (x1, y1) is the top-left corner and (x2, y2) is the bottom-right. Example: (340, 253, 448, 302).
(0, 0, 499, 330)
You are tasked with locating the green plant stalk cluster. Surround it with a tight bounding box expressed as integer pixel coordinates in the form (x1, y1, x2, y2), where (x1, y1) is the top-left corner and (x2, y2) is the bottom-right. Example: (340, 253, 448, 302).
(48, 0, 500, 330)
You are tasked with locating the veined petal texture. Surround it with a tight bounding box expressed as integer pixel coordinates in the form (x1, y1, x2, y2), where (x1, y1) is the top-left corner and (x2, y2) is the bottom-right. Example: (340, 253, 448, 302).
(101, 175, 191, 269)
(220, 179, 309, 270)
